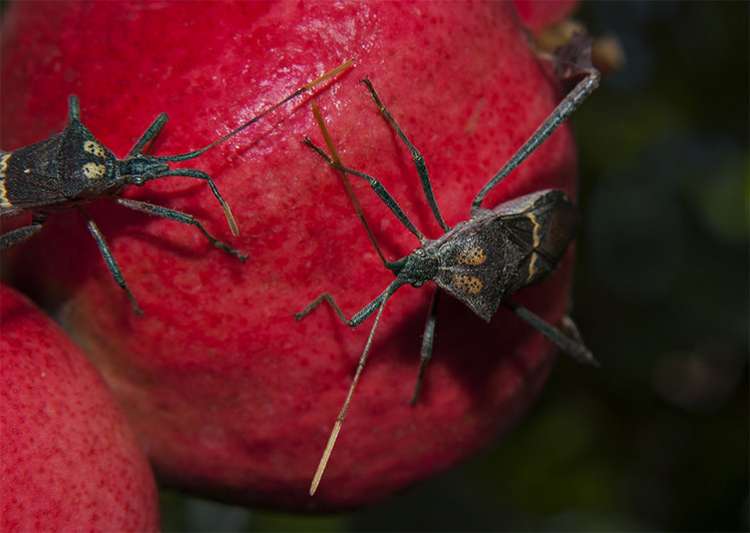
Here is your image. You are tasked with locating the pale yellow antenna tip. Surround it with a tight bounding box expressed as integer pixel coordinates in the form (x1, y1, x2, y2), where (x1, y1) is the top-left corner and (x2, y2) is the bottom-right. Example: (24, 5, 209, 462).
(303, 58, 355, 91)
(309, 419, 343, 496)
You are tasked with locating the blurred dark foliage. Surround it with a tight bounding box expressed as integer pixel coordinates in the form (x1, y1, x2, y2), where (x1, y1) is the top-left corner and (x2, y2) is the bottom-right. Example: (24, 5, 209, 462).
(161, 2, 748, 531)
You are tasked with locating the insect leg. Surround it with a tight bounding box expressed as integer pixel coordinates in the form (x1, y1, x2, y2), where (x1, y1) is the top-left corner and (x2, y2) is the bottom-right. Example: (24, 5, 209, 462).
(0, 219, 46, 250)
(128, 113, 170, 157)
(294, 279, 407, 328)
(67, 95, 80, 122)
(310, 101, 393, 269)
(361, 77, 450, 232)
(157, 168, 239, 237)
(410, 287, 442, 405)
(502, 299, 599, 367)
(558, 314, 594, 361)
(78, 208, 143, 315)
(303, 137, 426, 245)
(0, 224, 44, 250)
(471, 68, 600, 213)
(114, 198, 248, 261)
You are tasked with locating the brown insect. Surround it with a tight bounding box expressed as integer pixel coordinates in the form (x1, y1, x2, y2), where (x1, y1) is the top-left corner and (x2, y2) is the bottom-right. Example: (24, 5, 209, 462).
(296, 37, 599, 495)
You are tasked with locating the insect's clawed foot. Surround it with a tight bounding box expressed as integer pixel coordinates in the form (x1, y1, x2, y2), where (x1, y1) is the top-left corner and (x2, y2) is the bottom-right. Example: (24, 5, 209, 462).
(558, 314, 600, 367)
(129, 298, 145, 316)
(227, 247, 249, 263)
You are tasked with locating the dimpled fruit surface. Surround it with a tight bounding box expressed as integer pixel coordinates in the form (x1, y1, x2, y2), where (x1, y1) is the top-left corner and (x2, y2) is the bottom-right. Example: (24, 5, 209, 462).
(1, 285, 159, 531)
(1, 0, 581, 510)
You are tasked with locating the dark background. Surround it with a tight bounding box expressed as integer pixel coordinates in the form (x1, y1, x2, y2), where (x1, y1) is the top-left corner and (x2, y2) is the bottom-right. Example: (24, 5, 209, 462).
(11, 1, 742, 530)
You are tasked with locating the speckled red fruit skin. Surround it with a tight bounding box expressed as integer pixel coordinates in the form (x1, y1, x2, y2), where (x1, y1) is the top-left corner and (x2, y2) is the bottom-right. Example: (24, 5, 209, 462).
(0, 285, 159, 531)
(513, 0, 580, 33)
(1, 1, 580, 510)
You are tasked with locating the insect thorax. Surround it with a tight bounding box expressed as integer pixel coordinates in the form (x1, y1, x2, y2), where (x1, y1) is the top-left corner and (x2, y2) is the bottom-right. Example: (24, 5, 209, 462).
(392, 248, 440, 288)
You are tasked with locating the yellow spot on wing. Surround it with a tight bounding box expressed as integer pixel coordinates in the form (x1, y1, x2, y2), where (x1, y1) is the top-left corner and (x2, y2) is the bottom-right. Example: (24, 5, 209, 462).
(82, 162, 106, 179)
(526, 252, 539, 283)
(453, 274, 483, 295)
(528, 212, 542, 248)
(0, 153, 10, 178)
(0, 153, 12, 208)
(457, 245, 487, 266)
(83, 140, 106, 158)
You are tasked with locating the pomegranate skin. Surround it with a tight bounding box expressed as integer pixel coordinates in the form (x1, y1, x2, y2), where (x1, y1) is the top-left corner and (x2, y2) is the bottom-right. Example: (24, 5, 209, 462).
(514, 0, 580, 33)
(1, 1, 581, 510)
(0, 285, 160, 531)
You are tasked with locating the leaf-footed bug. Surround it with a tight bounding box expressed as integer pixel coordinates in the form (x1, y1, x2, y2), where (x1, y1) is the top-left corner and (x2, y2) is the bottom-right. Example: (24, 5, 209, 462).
(295, 37, 600, 495)
(0, 59, 353, 315)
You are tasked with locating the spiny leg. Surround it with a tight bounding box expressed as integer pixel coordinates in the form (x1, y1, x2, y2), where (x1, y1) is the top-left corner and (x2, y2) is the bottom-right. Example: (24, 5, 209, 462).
(410, 287, 442, 405)
(558, 313, 597, 364)
(361, 77, 450, 232)
(128, 113, 169, 157)
(78, 208, 142, 315)
(471, 66, 600, 213)
(157, 168, 239, 237)
(114, 198, 248, 262)
(294, 293, 358, 327)
(0, 219, 46, 250)
(303, 137, 426, 245)
(67, 95, 80, 122)
(502, 299, 598, 367)
(294, 279, 406, 328)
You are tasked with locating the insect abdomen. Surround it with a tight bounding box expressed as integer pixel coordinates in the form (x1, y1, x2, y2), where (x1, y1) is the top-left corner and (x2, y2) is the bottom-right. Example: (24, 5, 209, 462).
(0, 135, 68, 215)
(1, 121, 118, 215)
(431, 190, 580, 322)
(496, 190, 580, 293)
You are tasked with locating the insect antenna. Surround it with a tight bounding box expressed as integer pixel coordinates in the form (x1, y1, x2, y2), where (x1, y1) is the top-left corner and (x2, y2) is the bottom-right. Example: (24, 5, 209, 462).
(159, 59, 354, 163)
(309, 282, 401, 496)
(305, 104, 414, 494)
(309, 101, 393, 268)
(122, 60, 353, 237)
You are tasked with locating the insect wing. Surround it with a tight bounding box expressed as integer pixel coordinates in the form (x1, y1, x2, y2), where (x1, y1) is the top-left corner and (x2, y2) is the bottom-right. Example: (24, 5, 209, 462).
(0, 150, 22, 217)
(0, 134, 71, 214)
(492, 189, 580, 293)
(1, 122, 116, 216)
(432, 189, 579, 322)
(432, 212, 518, 321)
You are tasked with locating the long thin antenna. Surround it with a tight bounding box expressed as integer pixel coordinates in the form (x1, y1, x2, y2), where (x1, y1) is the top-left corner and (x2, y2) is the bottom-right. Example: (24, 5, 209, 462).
(161, 59, 354, 163)
(310, 101, 390, 267)
(310, 284, 394, 496)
